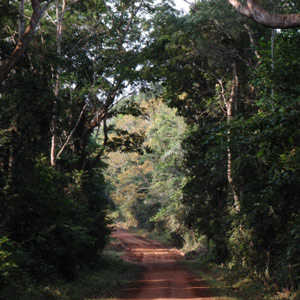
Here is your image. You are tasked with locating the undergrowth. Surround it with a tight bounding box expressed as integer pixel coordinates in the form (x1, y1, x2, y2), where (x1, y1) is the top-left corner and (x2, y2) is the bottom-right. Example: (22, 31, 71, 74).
(0, 252, 142, 300)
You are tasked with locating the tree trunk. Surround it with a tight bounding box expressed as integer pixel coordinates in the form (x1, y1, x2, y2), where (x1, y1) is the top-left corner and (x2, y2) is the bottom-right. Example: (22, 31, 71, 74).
(218, 64, 240, 211)
(226, 101, 239, 211)
(50, 0, 66, 166)
(19, 0, 25, 40)
(50, 129, 56, 166)
(7, 144, 14, 184)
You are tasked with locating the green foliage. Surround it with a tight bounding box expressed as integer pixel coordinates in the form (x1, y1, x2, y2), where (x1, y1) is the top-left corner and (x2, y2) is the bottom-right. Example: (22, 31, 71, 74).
(1, 157, 111, 279)
(146, 0, 300, 295)
(228, 107, 300, 289)
(181, 123, 230, 263)
(220, 31, 300, 291)
(1, 0, 165, 294)
(105, 98, 190, 245)
(0, 236, 31, 298)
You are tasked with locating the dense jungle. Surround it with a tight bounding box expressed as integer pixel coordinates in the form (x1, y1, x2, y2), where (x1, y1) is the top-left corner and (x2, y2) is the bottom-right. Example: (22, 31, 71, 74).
(1, 0, 300, 299)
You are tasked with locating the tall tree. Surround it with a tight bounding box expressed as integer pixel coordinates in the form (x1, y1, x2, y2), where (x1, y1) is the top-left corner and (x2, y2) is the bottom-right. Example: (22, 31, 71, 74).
(148, 0, 300, 292)
(147, 0, 266, 262)
(50, 0, 160, 171)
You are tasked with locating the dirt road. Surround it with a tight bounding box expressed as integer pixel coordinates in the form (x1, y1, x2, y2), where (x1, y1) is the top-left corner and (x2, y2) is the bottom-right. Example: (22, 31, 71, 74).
(112, 228, 217, 300)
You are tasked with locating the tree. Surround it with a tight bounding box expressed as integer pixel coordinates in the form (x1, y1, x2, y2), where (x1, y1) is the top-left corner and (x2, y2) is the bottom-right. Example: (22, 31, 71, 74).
(149, 1, 300, 291)
(144, 99, 187, 246)
(105, 109, 152, 228)
(1, 0, 165, 292)
(49, 0, 159, 171)
(146, 0, 264, 264)
(105, 98, 189, 246)
(1, 2, 179, 293)
(229, 29, 300, 288)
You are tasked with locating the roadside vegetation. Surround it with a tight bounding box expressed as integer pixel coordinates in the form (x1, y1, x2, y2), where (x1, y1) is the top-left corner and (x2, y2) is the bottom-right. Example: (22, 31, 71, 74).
(181, 259, 299, 300)
(0, 247, 141, 300)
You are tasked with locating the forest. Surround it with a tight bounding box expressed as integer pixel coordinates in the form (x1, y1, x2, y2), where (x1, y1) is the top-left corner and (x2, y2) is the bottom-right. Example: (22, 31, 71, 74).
(1, 0, 300, 299)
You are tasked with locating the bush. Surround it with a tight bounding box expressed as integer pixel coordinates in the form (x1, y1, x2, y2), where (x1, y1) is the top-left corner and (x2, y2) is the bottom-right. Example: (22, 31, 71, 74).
(1, 158, 111, 284)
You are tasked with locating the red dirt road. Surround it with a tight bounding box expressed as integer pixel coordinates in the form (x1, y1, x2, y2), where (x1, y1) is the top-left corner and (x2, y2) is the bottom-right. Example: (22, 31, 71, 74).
(112, 228, 217, 300)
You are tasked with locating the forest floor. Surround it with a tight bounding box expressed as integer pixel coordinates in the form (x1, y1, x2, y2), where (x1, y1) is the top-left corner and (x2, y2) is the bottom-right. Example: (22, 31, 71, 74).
(111, 227, 221, 300)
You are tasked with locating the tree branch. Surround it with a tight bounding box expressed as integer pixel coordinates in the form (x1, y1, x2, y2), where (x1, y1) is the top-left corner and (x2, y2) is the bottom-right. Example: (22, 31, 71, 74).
(56, 103, 87, 159)
(228, 0, 300, 29)
(0, 0, 52, 84)
(103, 119, 108, 146)
(19, 0, 25, 39)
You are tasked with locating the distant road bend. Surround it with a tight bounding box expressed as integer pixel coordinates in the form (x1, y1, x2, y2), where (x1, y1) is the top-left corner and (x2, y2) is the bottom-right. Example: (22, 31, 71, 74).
(112, 228, 218, 300)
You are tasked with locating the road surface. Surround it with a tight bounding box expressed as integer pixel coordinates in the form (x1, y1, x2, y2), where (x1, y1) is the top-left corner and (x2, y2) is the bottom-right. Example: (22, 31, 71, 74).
(112, 228, 218, 300)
